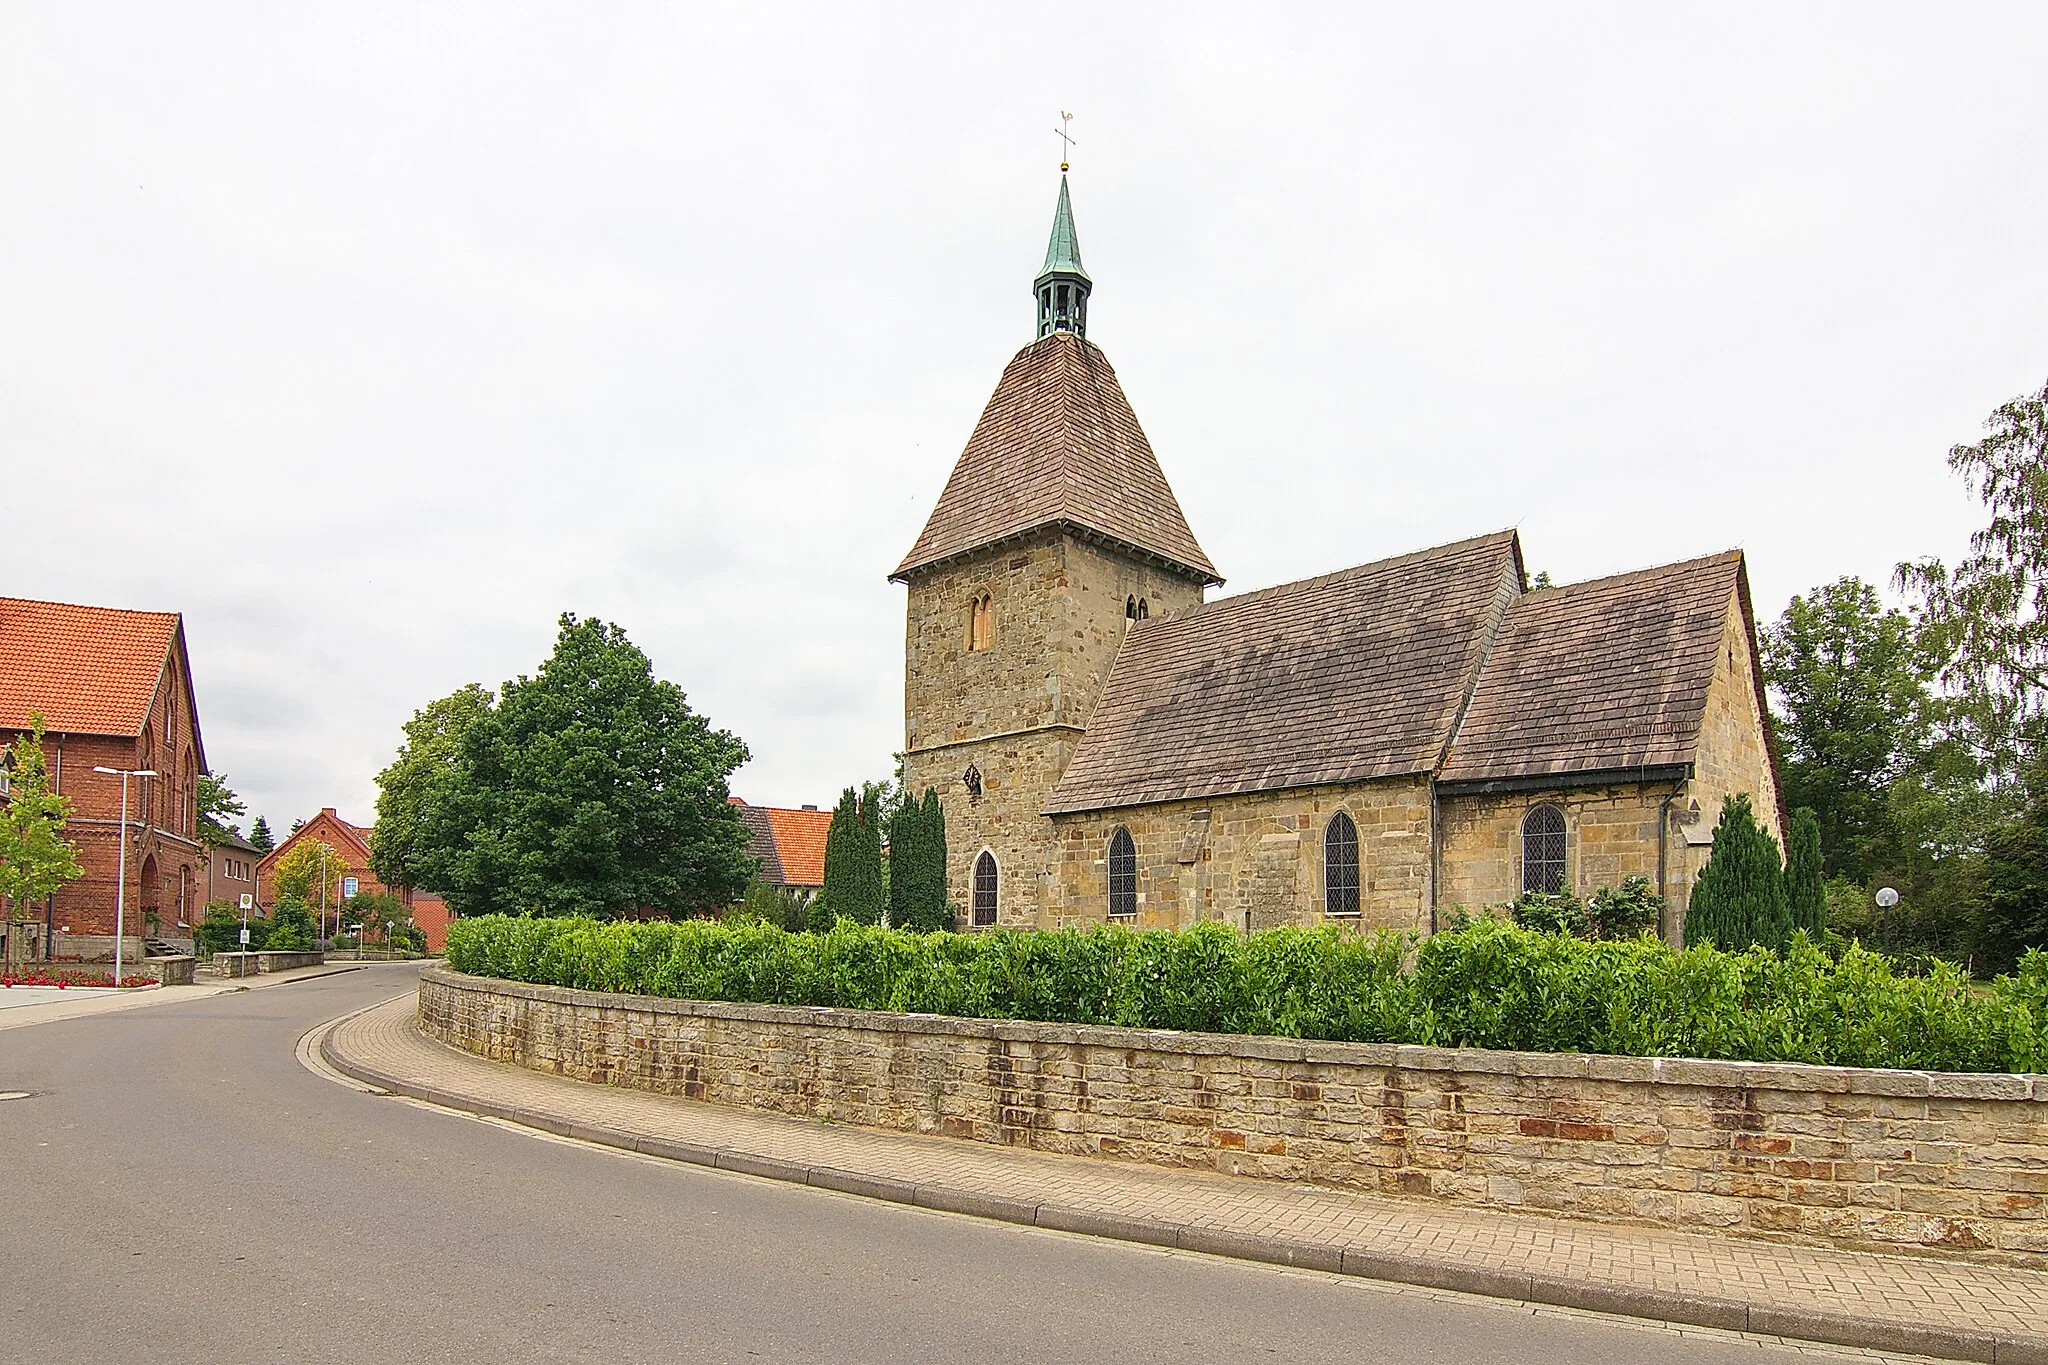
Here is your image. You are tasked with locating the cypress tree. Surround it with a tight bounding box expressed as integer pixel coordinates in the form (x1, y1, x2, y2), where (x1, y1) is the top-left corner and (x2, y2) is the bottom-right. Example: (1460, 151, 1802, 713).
(249, 815, 275, 853)
(1785, 807, 1828, 940)
(824, 786, 885, 925)
(1684, 793, 1793, 951)
(888, 787, 951, 932)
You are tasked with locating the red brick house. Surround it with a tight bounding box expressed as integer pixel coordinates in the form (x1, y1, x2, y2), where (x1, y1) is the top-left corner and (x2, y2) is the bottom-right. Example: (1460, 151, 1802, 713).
(255, 808, 454, 949)
(0, 596, 209, 957)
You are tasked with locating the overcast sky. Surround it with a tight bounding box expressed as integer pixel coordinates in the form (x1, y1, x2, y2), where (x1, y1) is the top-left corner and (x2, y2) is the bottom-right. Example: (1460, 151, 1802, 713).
(5, 5, 2045, 836)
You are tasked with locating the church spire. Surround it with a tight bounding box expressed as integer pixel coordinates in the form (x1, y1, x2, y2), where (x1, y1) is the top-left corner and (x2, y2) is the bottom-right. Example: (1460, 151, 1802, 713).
(1034, 174, 1092, 339)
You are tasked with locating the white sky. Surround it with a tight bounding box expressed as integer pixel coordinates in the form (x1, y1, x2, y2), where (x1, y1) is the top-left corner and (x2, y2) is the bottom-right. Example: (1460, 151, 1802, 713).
(5, 5, 2045, 835)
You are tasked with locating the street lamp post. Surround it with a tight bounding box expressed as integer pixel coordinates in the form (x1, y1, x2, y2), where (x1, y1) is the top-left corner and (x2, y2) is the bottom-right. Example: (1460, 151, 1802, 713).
(92, 766, 156, 989)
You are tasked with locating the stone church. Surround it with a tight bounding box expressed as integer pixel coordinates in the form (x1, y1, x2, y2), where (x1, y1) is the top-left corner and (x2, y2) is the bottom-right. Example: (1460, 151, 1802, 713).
(894, 175, 1782, 944)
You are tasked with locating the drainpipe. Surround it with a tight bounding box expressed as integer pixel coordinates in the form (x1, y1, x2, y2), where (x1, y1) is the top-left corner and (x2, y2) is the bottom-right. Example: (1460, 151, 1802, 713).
(1427, 777, 1441, 935)
(1656, 773, 1689, 942)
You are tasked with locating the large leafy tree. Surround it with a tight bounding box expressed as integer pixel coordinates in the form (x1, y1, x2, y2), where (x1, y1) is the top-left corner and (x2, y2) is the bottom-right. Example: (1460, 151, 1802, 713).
(196, 771, 247, 842)
(1761, 578, 1931, 879)
(411, 614, 755, 917)
(370, 682, 494, 890)
(0, 715, 84, 922)
(272, 838, 346, 910)
(1898, 376, 2048, 789)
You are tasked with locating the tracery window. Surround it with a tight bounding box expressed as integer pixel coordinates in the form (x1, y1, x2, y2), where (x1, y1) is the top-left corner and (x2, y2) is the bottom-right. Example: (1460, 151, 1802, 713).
(1522, 805, 1568, 895)
(1324, 812, 1360, 916)
(968, 593, 995, 652)
(1107, 827, 1137, 917)
(972, 850, 998, 927)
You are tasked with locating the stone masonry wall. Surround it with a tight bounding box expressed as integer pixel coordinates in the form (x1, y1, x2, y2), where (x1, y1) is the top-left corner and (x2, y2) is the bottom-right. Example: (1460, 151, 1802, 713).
(1046, 777, 1433, 933)
(902, 531, 1206, 927)
(1437, 781, 1678, 929)
(421, 966, 2048, 1266)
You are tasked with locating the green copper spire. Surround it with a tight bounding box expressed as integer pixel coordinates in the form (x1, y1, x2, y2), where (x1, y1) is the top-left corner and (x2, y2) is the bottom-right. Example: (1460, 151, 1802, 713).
(1033, 173, 1092, 339)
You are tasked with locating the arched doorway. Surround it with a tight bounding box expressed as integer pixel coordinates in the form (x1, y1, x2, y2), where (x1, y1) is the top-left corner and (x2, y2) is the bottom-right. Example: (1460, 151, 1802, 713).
(137, 852, 159, 939)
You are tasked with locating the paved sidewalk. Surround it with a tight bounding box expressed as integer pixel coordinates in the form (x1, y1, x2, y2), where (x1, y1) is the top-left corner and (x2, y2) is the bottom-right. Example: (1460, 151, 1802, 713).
(322, 992, 2048, 1365)
(0, 962, 372, 1033)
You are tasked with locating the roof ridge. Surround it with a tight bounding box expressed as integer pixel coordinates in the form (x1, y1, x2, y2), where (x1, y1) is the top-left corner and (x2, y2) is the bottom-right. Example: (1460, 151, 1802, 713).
(1526, 549, 1742, 598)
(0, 594, 179, 620)
(1160, 530, 1520, 623)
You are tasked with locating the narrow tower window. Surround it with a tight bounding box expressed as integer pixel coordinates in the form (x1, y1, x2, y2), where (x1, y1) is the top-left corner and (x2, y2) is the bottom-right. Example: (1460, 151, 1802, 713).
(1107, 827, 1137, 918)
(1324, 812, 1360, 916)
(972, 850, 999, 927)
(1125, 595, 1137, 620)
(1136, 598, 1149, 620)
(1522, 805, 1568, 895)
(968, 593, 995, 652)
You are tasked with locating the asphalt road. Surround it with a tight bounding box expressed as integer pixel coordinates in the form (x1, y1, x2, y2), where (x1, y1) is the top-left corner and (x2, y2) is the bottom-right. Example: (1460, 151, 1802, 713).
(0, 965, 1919, 1364)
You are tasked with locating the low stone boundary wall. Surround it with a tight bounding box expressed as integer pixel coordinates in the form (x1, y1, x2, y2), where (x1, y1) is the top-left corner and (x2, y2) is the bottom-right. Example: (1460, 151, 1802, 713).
(140, 955, 195, 985)
(212, 950, 325, 977)
(418, 966, 2048, 1265)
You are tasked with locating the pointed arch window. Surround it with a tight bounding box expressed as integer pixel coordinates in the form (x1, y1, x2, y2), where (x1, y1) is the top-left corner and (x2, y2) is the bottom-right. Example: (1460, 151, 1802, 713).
(1324, 812, 1360, 916)
(1136, 598, 1149, 620)
(968, 593, 995, 652)
(972, 850, 998, 927)
(1522, 805, 1568, 895)
(1126, 595, 1137, 620)
(1107, 827, 1137, 918)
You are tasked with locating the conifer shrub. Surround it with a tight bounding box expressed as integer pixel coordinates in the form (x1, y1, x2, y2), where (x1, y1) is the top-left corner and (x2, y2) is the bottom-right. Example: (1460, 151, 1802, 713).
(1786, 807, 1828, 939)
(443, 913, 2048, 1073)
(887, 788, 952, 932)
(822, 789, 884, 925)
(1684, 794, 1793, 952)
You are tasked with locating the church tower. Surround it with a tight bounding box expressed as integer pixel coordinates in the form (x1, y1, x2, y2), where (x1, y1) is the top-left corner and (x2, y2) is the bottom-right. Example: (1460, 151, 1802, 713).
(892, 173, 1221, 928)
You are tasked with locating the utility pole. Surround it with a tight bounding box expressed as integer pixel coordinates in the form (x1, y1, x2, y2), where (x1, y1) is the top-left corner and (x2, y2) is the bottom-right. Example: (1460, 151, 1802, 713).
(93, 765, 157, 987)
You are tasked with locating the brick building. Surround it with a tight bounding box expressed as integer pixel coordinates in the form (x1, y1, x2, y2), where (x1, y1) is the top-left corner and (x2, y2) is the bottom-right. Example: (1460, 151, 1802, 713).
(894, 175, 1782, 941)
(204, 828, 261, 911)
(255, 808, 455, 949)
(0, 596, 210, 957)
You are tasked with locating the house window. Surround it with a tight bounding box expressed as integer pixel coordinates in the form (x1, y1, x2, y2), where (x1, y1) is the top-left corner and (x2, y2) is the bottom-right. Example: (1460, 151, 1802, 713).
(968, 593, 995, 652)
(1107, 827, 1137, 917)
(1522, 805, 1568, 895)
(972, 850, 998, 927)
(1324, 812, 1360, 915)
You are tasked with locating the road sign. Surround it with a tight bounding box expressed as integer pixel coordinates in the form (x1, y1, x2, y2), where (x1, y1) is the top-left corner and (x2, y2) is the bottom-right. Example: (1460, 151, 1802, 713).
(238, 927, 251, 946)
(238, 893, 254, 911)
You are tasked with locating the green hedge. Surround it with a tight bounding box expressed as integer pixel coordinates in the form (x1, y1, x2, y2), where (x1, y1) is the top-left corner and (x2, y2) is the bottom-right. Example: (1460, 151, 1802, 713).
(444, 915, 2048, 1075)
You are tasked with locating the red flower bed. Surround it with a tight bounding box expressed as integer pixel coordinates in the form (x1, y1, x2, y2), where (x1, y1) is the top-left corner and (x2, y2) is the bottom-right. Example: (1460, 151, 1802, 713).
(0, 969, 152, 988)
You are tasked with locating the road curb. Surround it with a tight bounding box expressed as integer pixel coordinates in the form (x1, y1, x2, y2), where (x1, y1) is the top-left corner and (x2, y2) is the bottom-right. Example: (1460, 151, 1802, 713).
(317, 1007, 2033, 1364)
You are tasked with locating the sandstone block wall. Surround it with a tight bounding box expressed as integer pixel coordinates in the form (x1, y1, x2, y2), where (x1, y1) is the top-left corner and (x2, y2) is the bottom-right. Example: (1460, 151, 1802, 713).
(1047, 777, 1433, 932)
(421, 967, 2048, 1266)
(902, 531, 1206, 927)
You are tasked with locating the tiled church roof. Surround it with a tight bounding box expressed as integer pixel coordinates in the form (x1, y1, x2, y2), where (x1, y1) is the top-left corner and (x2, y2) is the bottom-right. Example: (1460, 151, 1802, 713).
(1046, 532, 1523, 813)
(892, 333, 1221, 585)
(1439, 552, 1747, 784)
(0, 596, 181, 736)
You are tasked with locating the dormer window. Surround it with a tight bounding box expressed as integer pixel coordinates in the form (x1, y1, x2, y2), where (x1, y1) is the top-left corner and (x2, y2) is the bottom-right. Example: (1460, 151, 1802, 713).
(968, 593, 995, 652)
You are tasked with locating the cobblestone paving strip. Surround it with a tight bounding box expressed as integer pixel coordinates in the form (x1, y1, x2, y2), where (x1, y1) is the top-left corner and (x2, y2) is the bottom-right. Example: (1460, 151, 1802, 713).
(322, 993, 2048, 1365)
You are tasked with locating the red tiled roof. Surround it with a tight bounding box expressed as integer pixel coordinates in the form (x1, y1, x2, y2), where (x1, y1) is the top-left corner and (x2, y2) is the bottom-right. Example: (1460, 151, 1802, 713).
(763, 806, 831, 887)
(0, 596, 179, 736)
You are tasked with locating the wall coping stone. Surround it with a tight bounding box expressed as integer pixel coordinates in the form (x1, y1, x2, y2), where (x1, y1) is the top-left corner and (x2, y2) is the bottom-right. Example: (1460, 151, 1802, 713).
(421, 966, 2043, 1101)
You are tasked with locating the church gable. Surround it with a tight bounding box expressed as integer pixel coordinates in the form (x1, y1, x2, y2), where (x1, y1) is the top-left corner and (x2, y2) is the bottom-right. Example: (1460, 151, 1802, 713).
(1046, 531, 1524, 814)
(892, 333, 1219, 585)
(1439, 552, 1745, 786)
